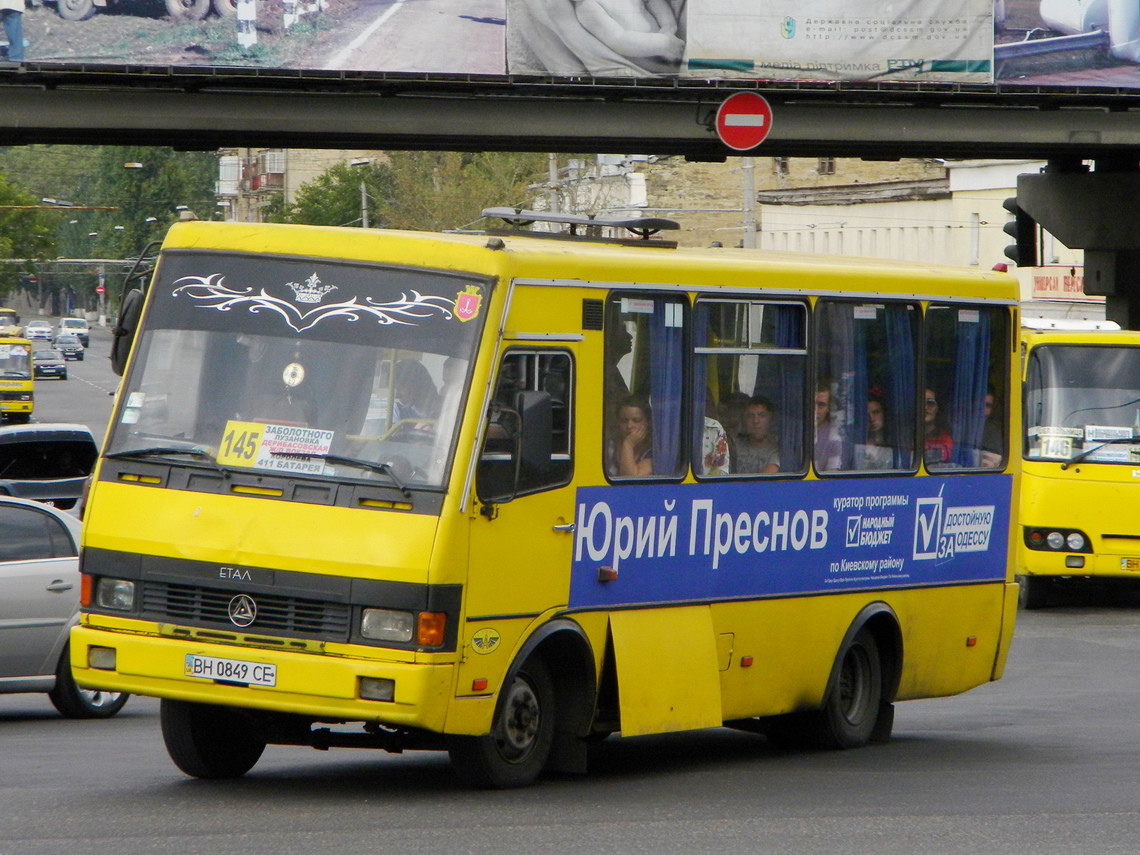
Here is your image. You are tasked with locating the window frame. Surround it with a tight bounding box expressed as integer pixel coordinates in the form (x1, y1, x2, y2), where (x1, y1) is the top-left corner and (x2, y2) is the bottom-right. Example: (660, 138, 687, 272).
(603, 291, 690, 484)
(691, 296, 810, 480)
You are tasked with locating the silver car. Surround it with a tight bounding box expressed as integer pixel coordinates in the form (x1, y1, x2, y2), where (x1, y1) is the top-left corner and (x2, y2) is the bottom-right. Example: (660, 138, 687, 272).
(0, 496, 128, 717)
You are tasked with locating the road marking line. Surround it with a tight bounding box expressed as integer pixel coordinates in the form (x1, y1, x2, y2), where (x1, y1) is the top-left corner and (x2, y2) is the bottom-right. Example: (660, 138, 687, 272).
(327, 0, 410, 70)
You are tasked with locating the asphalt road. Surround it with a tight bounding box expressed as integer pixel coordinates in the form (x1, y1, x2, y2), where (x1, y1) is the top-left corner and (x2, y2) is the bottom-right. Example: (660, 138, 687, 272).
(3, 604, 1140, 855)
(24, 315, 119, 445)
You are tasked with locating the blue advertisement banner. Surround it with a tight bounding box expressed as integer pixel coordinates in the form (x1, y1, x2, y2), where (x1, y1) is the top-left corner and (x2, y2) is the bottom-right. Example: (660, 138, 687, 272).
(570, 475, 1012, 609)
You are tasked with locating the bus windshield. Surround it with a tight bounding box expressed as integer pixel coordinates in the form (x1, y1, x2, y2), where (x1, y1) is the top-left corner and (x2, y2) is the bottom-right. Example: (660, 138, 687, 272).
(1025, 343, 1140, 464)
(0, 341, 32, 378)
(105, 250, 490, 490)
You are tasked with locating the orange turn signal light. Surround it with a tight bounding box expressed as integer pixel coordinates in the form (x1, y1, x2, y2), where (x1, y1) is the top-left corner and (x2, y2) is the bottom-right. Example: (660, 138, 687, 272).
(80, 574, 93, 607)
(417, 612, 446, 647)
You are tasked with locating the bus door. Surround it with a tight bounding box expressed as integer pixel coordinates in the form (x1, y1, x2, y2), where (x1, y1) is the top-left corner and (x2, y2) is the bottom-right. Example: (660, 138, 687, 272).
(463, 349, 577, 688)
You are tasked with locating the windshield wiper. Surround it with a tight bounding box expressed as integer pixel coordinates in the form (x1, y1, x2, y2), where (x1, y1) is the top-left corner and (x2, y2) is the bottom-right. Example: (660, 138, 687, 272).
(270, 452, 411, 497)
(105, 445, 231, 477)
(1060, 436, 1138, 469)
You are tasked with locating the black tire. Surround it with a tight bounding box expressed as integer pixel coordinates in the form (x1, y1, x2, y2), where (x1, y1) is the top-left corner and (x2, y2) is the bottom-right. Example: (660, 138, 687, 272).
(1018, 574, 1048, 609)
(55, 0, 97, 20)
(766, 629, 885, 750)
(160, 699, 266, 779)
(61, 372, 68, 380)
(818, 628, 883, 749)
(166, 0, 211, 19)
(211, 0, 238, 16)
(447, 657, 555, 788)
(48, 644, 129, 719)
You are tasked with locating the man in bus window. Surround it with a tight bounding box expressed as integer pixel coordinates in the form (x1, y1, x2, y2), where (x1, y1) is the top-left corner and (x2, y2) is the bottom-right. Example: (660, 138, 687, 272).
(814, 382, 842, 471)
(732, 396, 780, 474)
(979, 387, 1003, 468)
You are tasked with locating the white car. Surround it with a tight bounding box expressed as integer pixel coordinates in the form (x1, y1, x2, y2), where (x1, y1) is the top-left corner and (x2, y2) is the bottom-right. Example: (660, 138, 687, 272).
(58, 317, 90, 347)
(23, 320, 53, 341)
(0, 496, 128, 717)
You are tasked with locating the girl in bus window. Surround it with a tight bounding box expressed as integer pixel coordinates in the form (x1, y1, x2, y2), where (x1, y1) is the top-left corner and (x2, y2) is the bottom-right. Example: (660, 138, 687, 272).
(923, 387, 953, 466)
(612, 396, 654, 477)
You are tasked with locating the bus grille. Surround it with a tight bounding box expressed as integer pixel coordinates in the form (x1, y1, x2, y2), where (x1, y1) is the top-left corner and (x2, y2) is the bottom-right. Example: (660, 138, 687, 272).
(141, 581, 351, 641)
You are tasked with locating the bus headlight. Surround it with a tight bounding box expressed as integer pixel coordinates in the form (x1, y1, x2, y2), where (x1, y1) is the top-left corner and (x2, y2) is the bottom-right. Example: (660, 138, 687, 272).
(361, 608, 414, 642)
(96, 578, 136, 611)
(1066, 532, 1086, 551)
(1046, 531, 1065, 550)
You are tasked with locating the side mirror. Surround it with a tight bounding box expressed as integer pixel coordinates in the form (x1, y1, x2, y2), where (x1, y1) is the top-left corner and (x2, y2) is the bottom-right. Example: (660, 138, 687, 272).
(110, 287, 144, 376)
(516, 390, 552, 475)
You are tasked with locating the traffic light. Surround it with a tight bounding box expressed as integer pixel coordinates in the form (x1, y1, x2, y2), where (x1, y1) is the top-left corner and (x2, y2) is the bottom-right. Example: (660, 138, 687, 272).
(1002, 196, 1039, 267)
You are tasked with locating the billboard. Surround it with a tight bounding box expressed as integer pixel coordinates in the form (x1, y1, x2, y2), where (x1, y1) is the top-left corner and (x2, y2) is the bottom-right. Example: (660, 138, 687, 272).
(10, 0, 1140, 91)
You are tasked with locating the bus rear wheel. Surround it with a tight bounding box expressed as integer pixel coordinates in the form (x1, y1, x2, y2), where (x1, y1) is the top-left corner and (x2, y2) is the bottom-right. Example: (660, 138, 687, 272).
(819, 628, 883, 749)
(160, 699, 266, 779)
(765, 628, 884, 750)
(447, 657, 555, 788)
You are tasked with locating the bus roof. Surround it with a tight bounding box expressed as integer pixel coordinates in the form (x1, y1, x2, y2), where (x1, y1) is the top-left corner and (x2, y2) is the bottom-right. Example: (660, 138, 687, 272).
(160, 220, 1018, 303)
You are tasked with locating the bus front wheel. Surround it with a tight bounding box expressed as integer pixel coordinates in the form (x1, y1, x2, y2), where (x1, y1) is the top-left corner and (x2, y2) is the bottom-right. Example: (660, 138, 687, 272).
(160, 699, 266, 779)
(447, 657, 555, 788)
(1018, 574, 1050, 609)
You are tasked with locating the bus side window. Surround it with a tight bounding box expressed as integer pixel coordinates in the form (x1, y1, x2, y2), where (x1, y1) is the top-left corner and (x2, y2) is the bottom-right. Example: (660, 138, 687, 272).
(604, 294, 687, 480)
(814, 300, 919, 473)
(476, 350, 574, 503)
(924, 305, 1010, 470)
(692, 299, 807, 477)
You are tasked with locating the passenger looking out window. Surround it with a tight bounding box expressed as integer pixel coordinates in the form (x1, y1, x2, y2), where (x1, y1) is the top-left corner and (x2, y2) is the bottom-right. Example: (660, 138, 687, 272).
(858, 391, 893, 470)
(612, 396, 654, 477)
(604, 294, 686, 480)
(814, 382, 843, 471)
(923, 387, 953, 467)
(732, 396, 780, 474)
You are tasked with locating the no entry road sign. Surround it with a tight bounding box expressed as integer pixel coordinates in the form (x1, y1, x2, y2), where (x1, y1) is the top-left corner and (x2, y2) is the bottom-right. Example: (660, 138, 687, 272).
(715, 92, 774, 151)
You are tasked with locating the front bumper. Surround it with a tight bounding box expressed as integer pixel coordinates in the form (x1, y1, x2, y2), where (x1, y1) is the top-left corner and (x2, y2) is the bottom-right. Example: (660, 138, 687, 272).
(71, 623, 455, 730)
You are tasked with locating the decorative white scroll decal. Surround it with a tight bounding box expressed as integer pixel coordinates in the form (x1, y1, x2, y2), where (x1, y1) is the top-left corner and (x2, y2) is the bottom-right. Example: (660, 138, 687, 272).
(171, 273, 455, 332)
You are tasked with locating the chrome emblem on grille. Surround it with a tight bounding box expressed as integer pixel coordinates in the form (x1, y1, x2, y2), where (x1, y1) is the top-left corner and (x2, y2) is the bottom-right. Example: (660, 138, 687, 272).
(228, 594, 257, 627)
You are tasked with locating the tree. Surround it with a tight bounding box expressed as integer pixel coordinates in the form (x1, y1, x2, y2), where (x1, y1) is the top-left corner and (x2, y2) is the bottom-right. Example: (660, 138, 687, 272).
(0, 173, 57, 299)
(272, 152, 548, 232)
(375, 152, 548, 231)
(268, 161, 394, 227)
(71, 147, 219, 262)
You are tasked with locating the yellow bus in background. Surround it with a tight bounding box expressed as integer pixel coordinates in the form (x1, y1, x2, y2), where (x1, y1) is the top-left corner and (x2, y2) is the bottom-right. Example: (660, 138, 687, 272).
(72, 215, 1020, 787)
(1020, 325, 1140, 607)
(0, 336, 34, 423)
(0, 308, 22, 337)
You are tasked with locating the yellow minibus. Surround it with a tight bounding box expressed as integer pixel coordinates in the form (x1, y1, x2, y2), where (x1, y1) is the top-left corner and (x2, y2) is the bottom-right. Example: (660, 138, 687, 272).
(0, 336, 34, 422)
(1020, 325, 1140, 607)
(73, 214, 1020, 787)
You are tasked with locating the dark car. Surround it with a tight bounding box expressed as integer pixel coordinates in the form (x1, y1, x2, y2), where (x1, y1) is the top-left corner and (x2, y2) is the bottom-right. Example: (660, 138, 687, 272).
(0, 494, 128, 718)
(33, 350, 67, 380)
(54, 334, 85, 361)
(0, 423, 98, 510)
